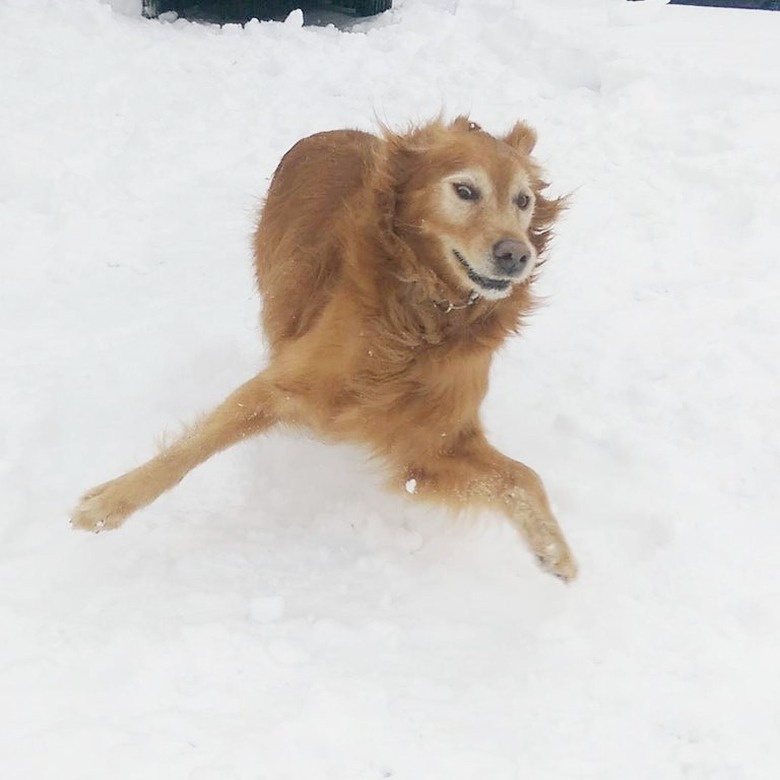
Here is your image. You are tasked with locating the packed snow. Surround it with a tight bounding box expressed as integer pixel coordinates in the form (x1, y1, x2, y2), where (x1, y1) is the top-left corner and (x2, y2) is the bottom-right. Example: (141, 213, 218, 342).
(1, 0, 779, 777)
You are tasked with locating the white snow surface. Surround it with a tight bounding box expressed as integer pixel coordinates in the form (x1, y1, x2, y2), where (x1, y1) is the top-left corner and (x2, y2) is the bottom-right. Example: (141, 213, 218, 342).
(2, 0, 780, 777)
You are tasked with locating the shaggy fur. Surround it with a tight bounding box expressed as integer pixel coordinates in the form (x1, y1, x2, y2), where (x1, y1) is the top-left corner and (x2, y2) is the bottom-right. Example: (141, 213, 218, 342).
(72, 117, 577, 581)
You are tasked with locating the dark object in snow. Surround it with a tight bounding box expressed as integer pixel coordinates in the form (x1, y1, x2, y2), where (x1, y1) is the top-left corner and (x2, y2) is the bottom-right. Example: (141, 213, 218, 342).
(668, 0, 780, 9)
(142, 0, 392, 22)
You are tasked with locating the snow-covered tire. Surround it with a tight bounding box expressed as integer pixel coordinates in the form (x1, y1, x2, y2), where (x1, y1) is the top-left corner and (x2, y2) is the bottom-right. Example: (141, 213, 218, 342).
(353, 0, 392, 16)
(143, 2, 392, 20)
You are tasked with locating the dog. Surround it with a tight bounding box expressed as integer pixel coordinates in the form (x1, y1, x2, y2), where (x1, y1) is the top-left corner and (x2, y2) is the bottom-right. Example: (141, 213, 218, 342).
(71, 116, 577, 581)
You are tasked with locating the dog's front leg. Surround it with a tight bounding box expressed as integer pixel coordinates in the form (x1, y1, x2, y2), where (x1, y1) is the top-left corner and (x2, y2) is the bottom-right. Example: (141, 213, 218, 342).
(403, 436, 577, 582)
(71, 372, 280, 532)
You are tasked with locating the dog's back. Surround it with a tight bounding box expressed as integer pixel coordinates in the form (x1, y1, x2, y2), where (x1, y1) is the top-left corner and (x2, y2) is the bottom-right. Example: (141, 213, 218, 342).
(254, 130, 378, 352)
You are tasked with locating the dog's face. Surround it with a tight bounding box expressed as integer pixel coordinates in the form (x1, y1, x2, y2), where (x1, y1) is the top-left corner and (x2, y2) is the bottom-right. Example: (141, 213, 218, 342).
(391, 119, 556, 302)
(435, 163, 537, 300)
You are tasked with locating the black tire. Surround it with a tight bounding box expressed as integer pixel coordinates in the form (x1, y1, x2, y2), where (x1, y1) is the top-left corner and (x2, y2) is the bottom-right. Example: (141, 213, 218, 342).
(353, 0, 392, 16)
(144, 1, 393, 21)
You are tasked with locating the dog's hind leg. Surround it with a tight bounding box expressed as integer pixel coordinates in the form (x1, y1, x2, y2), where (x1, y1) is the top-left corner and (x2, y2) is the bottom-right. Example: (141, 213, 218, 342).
(401, 434, 577, 582)
(71, 372, 281, 532)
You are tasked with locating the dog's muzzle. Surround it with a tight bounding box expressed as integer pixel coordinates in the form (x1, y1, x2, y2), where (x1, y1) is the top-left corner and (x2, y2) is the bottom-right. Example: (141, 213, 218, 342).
(453, 239, 534, 293)
(453, 250, 510, 291)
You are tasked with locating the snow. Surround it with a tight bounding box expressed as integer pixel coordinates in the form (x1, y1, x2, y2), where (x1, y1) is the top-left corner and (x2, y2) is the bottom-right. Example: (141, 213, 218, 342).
(1, 0, 779, 777)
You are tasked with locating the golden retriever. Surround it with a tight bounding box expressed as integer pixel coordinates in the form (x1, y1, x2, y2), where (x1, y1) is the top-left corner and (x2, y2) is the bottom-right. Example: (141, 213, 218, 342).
(72, 116, 577, 581)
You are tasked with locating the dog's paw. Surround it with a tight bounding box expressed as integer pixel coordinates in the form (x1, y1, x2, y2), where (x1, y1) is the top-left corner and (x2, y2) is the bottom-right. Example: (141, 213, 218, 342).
(70, 482, 132, 533)
(536, 542, 578, 583)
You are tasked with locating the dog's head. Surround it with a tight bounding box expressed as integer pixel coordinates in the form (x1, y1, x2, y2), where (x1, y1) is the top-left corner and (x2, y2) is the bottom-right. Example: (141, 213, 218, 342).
(381, 117, 563, 303)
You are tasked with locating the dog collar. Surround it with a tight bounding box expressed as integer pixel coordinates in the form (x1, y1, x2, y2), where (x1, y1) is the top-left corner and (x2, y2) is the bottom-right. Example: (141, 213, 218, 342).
(433, 290, 480, 313)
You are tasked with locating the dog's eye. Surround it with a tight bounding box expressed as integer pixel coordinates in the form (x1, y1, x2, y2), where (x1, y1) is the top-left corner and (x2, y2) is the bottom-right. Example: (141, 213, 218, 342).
(454, 183, 481, 201)
(515, 193, 531, 210)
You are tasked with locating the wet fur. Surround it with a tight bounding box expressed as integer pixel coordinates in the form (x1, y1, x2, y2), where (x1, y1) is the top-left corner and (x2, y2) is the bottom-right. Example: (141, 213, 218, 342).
(72, 117, 577, 581)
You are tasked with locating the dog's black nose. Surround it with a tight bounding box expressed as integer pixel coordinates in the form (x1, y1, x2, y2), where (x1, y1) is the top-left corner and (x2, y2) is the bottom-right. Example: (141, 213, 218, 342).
(492, 239, 531, 277)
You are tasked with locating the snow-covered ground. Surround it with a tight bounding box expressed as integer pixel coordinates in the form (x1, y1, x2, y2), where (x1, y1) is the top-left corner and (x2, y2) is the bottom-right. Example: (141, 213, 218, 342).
(2, 0, 779, 777)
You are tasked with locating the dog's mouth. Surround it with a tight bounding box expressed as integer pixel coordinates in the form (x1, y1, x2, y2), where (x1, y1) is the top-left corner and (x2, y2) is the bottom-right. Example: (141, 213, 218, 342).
(452, 249, 512, 293)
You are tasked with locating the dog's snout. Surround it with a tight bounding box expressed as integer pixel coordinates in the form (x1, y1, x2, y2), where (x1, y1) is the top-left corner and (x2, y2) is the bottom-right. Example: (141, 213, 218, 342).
(492, 239, 531, 277)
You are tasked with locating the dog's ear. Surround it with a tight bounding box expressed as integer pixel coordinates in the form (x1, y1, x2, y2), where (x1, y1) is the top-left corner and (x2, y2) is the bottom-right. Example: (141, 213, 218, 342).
(373, 128, 419, 231)
(378, 123, 432, 188)
(503, 121, 537, 155)
(451, 115, 482, 133)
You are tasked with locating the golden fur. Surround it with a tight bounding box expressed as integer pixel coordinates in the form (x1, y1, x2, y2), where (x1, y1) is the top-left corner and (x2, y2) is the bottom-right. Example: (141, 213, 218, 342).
(72, 117, 577, 581)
